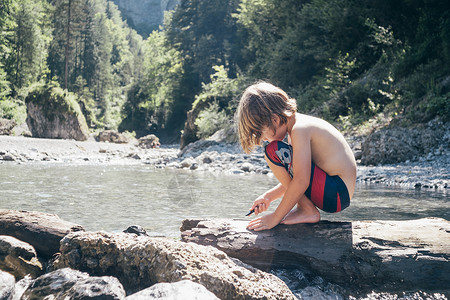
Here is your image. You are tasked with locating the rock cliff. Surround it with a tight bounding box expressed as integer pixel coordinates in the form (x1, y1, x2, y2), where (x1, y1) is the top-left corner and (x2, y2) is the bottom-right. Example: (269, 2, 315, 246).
(113, 0, 179, 36)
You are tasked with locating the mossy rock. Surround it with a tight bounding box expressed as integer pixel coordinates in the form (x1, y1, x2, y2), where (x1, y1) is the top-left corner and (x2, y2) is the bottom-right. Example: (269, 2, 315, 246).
(25, 83, 89, 141)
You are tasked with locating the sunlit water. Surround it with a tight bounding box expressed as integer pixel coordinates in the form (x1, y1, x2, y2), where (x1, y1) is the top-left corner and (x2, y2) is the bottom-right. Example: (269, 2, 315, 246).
(1, 163, 449, 299)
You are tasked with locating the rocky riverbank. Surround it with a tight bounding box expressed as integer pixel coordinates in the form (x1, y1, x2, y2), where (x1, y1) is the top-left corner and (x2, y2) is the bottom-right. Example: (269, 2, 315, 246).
(1, 210, 448, 299)
(0, 210, 296, 299)
(1, 132, 448, 191)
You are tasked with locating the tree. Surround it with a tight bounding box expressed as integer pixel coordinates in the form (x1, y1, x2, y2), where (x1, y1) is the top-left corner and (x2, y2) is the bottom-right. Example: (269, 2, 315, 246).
(4, 0, 50, 91)
(165, 0, 242, 93)
(120, 30, 183, 136)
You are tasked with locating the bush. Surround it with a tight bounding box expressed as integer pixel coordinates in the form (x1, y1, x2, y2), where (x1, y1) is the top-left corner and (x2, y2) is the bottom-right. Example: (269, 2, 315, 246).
(195, 101, 229, 139)
(0, 98, 26, 124)
(25, 81, 84, 122)
(427, 93, 450, 122)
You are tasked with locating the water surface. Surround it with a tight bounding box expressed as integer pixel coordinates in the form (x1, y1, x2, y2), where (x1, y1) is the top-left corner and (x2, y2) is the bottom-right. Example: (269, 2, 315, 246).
(1, 163, 448, 238)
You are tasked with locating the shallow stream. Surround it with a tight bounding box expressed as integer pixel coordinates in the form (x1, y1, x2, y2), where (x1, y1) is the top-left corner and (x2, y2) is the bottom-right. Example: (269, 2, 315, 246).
(1, 163, 449, 299)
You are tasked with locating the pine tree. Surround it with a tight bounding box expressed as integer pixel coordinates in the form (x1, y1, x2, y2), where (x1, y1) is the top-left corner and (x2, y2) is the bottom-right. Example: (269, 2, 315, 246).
(5, 0, 49, 91)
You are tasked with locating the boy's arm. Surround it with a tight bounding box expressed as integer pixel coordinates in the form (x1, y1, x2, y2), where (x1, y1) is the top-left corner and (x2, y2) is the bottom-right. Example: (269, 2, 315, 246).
(247, 128, 311, 231)
(250, 183, 286, 215)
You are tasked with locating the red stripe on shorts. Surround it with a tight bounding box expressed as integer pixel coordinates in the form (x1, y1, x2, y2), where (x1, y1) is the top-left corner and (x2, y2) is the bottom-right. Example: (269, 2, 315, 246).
(310, 165, 326, 209)
(336, 193, 341, 212)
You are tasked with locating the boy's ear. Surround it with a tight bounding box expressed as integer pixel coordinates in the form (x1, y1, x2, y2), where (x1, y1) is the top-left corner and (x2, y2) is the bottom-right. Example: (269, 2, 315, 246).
(271, 114, 280, 126)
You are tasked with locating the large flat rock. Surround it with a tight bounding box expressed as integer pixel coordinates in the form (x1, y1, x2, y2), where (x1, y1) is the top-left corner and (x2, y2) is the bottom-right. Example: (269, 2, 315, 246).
(0, 210, 84, 258)
(181, 218, 450, 293)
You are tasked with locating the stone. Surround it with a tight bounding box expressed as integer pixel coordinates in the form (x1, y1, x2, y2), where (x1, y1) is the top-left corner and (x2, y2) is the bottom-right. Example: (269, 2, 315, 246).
(123, 225, 148, 236)
(0, 210, 84, 258)
(20, 268, 89, 299)
(97, 130, 130, 144)
(25, 85, 90, 141)
(126, 280, 219, 299)
(60, 276, 126, 299)
(17, 268, 125, 300)
(0, 235, 43, 280)
(178, 140, 220, 158)
(361, 126, 446, 165)
(1, 154, 15, 161)
(0, 118, 16, 135)
(0, 270, 15, 299)
(138, 134, 160, 149)
(53, 231, 296, 299)
(180, 218, 450, 294)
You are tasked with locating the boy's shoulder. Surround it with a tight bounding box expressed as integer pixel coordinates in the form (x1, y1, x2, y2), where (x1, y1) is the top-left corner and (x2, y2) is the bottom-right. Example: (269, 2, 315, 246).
(294, 113, 324, 128)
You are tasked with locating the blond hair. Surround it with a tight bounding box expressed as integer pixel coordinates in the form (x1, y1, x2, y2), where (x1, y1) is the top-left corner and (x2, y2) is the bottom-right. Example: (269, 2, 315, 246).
(236, 81, 297, 153)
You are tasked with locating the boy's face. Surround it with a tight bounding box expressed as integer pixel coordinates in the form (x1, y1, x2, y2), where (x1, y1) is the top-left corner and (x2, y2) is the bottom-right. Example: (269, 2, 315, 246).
(261, 116, 287, 142)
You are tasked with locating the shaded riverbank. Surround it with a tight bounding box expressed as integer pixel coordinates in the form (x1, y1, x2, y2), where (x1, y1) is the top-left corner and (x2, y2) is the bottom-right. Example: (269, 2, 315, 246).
(1, 135, 448, 191)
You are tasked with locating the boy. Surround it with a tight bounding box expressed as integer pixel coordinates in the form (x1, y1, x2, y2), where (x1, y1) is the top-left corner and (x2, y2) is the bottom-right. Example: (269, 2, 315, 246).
(236, 81, 356, 231)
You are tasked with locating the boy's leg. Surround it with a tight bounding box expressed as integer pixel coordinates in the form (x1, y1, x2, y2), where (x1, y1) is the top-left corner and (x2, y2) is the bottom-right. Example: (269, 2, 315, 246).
(280, 194, 320, 224)
(264, 141, 320, 224)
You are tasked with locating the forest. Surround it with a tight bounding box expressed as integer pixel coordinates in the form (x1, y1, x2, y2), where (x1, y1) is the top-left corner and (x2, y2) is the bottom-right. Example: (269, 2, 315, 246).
(0, 0, 449, 144)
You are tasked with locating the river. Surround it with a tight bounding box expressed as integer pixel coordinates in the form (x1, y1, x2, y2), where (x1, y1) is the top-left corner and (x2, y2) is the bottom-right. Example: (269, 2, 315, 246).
(1, 163, 449, 299)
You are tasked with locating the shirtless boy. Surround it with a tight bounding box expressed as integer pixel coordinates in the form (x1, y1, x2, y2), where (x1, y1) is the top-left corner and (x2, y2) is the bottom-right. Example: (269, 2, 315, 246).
(236, 81, 357, 231)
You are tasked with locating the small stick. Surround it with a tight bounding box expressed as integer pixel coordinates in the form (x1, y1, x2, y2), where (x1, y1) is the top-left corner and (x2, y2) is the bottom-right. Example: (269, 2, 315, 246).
(245, 209, 255, 216)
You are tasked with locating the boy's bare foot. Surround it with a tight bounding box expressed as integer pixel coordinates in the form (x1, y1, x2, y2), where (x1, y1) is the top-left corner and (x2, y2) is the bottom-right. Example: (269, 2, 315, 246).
(280, 206, 320, 224)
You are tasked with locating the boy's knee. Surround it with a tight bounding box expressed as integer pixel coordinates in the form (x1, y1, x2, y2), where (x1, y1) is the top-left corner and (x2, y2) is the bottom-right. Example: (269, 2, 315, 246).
(264, 141, 292, 167)
(265, 141, 282, 164)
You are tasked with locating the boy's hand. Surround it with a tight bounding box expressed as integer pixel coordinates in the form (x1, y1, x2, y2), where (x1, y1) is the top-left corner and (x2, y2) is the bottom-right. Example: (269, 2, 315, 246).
(250, 195, 271, 215)
(247, 213, 279, 231)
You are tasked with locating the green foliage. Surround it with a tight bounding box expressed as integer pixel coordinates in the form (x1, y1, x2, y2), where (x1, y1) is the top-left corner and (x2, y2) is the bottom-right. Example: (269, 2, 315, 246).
(25, 81, 84, 121)
(426, 93, 450, 122)
(4, 0, 50, 92)
(119, 30, 183, 136)
(165, 0, 242, 104)
(1, 0, 449, 141)
(192, 65, 246, 112)
(188, 65, 246, 139)
(195, 101, 229, 139)
(0, 98, 26, 123)
(0, 62, 11, 100)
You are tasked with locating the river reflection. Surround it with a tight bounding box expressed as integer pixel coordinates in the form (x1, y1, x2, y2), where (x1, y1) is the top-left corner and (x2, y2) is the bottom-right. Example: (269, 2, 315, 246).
(1, 163, 449, 238)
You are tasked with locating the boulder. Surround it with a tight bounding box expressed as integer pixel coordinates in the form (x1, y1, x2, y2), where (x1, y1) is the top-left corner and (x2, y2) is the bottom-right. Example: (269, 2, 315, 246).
(126, 280, 219, 299)
(0, 210, 84, 258)
(137, 134, 160, 149)
(53, 231, 296, 299)
(181, 218, 450, 293)
(0, 270, 15, 299)
(15, 268, 125, 299)
(25, 84, 90, 141)
(97, 130, 131, 144)
(361, 126, 446, 165)
(0, 118, 16, 135)
(178, 140, 220, 158)
(0, 235, 43, 280)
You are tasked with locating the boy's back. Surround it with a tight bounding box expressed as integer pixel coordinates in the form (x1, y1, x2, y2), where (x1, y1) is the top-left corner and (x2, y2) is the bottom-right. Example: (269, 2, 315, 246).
(292, 113, 356, 197)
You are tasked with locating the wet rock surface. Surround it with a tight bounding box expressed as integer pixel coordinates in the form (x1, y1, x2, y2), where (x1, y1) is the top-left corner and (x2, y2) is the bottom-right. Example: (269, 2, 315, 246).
(181, 218, 450, 294)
